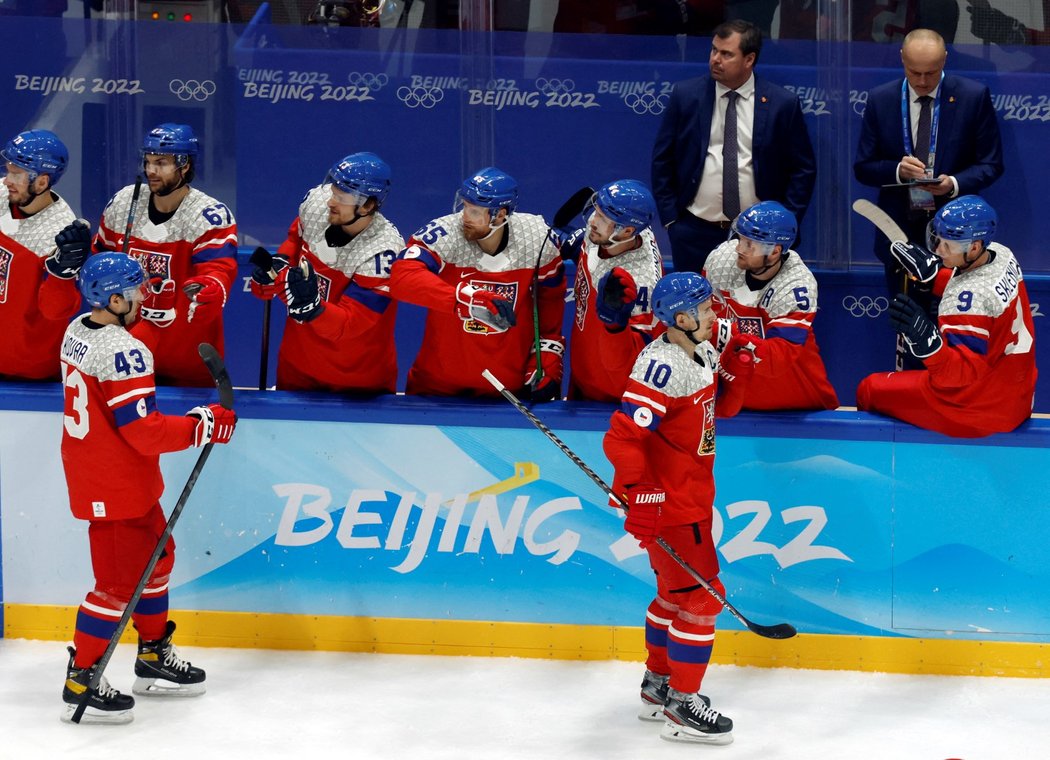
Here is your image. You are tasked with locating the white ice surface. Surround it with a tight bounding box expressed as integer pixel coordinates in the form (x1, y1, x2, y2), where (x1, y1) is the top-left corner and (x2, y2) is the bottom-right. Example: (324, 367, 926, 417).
(1, 638, 1047, 759)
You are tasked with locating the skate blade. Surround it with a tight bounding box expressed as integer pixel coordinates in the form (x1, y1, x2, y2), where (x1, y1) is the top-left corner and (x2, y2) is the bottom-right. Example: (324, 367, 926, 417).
(660, 721, 733, 746)
(132, 677, 206, 698)
(61, 703, 134, 725)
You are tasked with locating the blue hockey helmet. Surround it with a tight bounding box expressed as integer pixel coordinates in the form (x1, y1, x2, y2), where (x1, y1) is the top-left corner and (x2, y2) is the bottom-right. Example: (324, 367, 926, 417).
(1, 129, 69, 186)
(78, 253, 147, 308)
(927, 195, 997, 252)
(730, 201, 796, 250)
(454, 167, 518, 217)
(326, 152, 392, 208)
(591, 179, 656, 234)
(142, 123, 198, 165)
(652, 272, 713, 328)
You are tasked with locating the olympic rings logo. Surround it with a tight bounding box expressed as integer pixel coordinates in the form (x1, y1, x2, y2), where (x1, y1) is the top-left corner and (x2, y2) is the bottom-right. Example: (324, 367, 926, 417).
(842, 295, 889, 318)
(169, 79, 217, 102)
(396, 85, 444, 109)
(624, 91, 668, 115)
(347, 72, 388, 89)
(535, 77, 575, 94)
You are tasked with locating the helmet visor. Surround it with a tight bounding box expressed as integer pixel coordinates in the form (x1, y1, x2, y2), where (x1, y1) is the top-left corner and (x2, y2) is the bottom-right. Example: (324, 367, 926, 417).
(328, 184, 368, 207)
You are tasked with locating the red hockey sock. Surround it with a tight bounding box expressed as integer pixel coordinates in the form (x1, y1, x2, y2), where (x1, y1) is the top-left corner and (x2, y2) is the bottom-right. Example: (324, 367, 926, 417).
(131, 583, 170, 642)
(644, 598, 675, 674)
(667, 615, 715, 694)
(73, 592, 123, 669)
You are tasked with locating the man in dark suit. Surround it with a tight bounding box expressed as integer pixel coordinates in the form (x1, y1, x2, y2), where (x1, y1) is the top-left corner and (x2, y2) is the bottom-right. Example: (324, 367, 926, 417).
(651, 19, 816, 274)
(854, 28, 1003, 298)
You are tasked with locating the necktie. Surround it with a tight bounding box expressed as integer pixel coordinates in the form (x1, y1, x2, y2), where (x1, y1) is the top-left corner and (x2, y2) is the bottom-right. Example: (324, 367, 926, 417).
(914, 95, 933, 165)
(722, 90, 741, 221)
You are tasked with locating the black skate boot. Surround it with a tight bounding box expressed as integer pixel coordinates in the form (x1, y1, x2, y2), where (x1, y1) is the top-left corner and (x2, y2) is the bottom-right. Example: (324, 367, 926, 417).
(661, 687, 733, 745)
(133, 621, 206, 697)
(638, 671, 709, 722)
(61, 646, 135, 724)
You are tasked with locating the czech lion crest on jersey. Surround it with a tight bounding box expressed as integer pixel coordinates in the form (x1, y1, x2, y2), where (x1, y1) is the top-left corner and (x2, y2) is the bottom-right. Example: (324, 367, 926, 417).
(129, 247, 173, 280)
(0, 246, 12, 303)
(725, 300, 765, 340)
(462, 278, 518, 334)
(573, 265, 591, 330)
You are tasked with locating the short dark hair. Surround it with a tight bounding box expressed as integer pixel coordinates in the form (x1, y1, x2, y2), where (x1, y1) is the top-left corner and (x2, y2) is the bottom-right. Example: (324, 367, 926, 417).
(713, 19, 763, 64)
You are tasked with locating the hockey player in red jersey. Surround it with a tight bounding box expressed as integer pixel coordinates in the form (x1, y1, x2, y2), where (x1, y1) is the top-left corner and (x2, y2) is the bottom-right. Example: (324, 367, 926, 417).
(562, 180, 664, 402)
(704, 200, 838, 411)
(603, 271, 753, 745)
(0, 129, 91, 380)
(389, 167, 566, 400)
(249, 152, 402, 393)
(59, 253, 237, 723)
(91, 124, 238, 387)
(857, 195, 1037, 437)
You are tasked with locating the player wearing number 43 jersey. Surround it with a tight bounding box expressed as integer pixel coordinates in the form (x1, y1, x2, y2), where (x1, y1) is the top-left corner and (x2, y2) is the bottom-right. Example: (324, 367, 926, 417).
(389, 167, 566, 400)
(250, 153, 402, 393)
(560, 180, 665, 403)
(59, 252, 237, 724)
(604, 272, 753, 746)
(858, 195, 1036, 437)
(703, 201, 838, 411)
(89, 123, 238, 387)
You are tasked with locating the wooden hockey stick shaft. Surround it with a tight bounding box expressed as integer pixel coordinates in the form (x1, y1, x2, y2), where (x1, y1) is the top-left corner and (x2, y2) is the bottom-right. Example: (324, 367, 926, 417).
(482, 369, 797, 640)
(71, 344, 234, 723)
(852, 199, 910, 370)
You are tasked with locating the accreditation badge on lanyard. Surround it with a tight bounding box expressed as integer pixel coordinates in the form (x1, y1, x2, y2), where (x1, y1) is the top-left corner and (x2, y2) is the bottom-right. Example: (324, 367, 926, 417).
(901, 75, 942, 213)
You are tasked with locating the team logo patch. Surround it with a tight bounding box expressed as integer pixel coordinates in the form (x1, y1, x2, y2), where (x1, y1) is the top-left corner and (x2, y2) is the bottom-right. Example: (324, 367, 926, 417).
(736, 316, 765, 339)
(462, 278, 518, 334)
(632, 406, 654, 428)
(316, 271, 333, 302)
(0, 246, 12, 304)
(574, 266, 590, 330)
(130, 247, 173, 280)
(136, 397, 148, 418)
(698, 398, 716, 456)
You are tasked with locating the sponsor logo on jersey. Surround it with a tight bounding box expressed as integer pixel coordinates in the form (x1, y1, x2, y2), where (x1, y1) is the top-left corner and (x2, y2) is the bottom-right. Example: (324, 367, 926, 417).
(130, 247, 173, 280)
(92, 501, 107, 518)
(0, 246, 11, 303)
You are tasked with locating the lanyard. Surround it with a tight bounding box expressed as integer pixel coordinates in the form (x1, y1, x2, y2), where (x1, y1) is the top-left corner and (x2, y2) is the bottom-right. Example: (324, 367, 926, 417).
(901, 74, 943, 170)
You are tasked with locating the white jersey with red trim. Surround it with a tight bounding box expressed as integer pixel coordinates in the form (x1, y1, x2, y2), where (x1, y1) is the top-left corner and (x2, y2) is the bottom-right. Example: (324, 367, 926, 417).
(94, 184, 238, 386)
(569, 228, 664, 402)
(704, 240, 838, 410)
(0, 186, 79, 379)
(275, 186, 402, 392)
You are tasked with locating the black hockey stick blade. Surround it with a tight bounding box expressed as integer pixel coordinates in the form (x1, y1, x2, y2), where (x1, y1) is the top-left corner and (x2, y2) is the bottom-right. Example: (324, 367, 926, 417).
(481, 369, 796, 640)
(553, 186, 595, 230)
(249, 245, 273, 270)
(198, 343, 234, 410)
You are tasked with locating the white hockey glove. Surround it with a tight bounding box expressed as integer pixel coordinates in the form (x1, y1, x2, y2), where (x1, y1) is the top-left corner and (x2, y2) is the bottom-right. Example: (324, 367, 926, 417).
(455, 282, 516, 332)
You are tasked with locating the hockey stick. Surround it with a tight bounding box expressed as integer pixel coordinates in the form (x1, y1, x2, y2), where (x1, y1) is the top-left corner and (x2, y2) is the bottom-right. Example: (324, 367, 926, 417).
(530, 187, 595, 387)
(121, 175, 144, 255)
(851, 199, 909, 371)
(71, 343, 234, 724)
(481, 369, 797, 640)
(249, 246, 275, 391)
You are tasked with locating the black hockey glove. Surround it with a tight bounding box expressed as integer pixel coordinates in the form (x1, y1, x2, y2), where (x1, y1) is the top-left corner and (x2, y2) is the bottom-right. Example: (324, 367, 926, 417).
(596, 266, 638, 329)
(283, 259, 324, 322)
(46, 219, 92, 279)
(889, 242, 939, 284)
(889, 294, 942, 359)
(967, 0, 1027, 45)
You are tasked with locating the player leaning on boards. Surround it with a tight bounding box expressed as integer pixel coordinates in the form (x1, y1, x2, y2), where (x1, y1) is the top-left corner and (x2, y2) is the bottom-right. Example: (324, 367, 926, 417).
(703, 200, 838, 411)
(389, 167, 566, 400)
(249, 152, 403, 393)
(0, 129, 87, 381)
(90, 123, 239, 387)
(559, 179, 665, 403)
(603, 272, 754, 745)
(59, 253, 236, 724)
(857, 195, 1036, 437)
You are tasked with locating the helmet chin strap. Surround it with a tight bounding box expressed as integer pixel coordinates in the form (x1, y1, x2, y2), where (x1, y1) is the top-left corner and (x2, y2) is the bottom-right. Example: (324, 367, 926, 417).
(106, 301, 135, 327)
(480, 213, 508, 242)
(674, 313, 706, 346)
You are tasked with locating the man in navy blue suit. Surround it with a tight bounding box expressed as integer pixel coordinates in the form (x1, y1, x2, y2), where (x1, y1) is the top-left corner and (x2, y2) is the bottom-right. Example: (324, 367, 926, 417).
(854, 28, 1003, 298)
(651, 19, 815, 274)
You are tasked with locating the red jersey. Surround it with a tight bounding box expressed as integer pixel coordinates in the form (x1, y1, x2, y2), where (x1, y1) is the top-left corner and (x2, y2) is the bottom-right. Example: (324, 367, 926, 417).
(389, 212, 564, 397)
(859, 246, 1037, 437)
(568, 228, 664, 402)
(0, 187, 80, 380)
(60, 315, 196, 521)
(604, 338, 743, 527)
(94, 185, 238, 387)
(274, 187, 402, 393)
(704, 241, 839, 411)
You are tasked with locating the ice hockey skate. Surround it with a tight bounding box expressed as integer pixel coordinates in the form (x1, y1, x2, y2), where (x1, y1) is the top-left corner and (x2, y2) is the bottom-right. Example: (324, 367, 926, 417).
(133, 621, 206, 697)
(61, 646, 135, 724)
(661, 687, 733, 744)
(638, 671, 709, 721)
